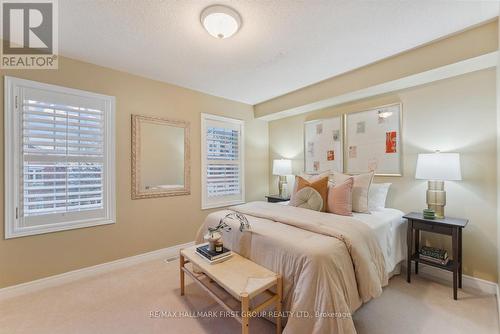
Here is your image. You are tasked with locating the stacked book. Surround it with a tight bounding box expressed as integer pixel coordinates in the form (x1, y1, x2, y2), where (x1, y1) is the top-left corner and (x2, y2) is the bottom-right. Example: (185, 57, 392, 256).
(423, 208, 436, 220)
(419, 246, 449, 265)
(196, 243, 232, 264)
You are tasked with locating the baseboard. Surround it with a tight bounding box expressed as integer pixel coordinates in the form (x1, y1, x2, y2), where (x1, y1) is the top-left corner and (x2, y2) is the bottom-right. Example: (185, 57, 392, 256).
(0, 241, 194, 301)
(402, 263, 498, 295)
(2, 246, 496, 301)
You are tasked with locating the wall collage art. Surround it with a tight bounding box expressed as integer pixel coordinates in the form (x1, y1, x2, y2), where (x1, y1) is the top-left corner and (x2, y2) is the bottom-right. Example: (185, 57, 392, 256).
(304, 116, 343, 174)
(304, 103, 402, 176)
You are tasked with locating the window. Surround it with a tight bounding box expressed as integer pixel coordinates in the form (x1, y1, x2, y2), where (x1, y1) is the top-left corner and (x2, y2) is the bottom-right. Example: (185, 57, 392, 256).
(4, 76, 116, 238)
(201, 113, 244, 209)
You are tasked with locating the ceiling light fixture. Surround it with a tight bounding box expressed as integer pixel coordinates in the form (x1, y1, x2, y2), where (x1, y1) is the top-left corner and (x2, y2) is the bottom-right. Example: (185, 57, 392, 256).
(377, 109, 393, 119)
(200, 5, 241, 39)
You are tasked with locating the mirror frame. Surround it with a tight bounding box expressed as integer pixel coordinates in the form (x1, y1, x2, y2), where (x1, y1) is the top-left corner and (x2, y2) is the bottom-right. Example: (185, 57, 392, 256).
(131, 114, 190, 199)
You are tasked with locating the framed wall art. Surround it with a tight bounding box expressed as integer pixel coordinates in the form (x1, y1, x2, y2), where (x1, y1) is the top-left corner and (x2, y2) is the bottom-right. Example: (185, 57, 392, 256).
(344, 103, 402, 176)
(304, 116, 343, 174)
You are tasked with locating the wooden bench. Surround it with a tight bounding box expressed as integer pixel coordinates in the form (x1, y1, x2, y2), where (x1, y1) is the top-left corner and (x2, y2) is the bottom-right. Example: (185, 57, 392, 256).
(180, 245, 282, 334)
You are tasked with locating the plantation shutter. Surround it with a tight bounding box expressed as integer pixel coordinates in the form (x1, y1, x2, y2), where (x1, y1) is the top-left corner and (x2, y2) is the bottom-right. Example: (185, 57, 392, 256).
(202, 114, 244, 209)
(20, 87, 107, 227)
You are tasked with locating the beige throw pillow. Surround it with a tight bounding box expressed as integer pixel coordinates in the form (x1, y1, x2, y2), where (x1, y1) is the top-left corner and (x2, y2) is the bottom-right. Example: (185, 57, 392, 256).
(332, 171, 374, 213)
(293, 175, 329, 212)
(289, 187, 324, 211)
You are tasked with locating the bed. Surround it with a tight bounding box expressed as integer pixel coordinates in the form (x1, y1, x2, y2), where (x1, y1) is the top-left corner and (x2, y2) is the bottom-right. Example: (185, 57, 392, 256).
(352, 208, 407, 275)
(195, 201, 406, 334)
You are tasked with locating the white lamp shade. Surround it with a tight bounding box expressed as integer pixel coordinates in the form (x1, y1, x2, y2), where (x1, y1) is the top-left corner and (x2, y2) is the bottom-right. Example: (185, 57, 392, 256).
(273, 159, 292, 176)
(415, 152, 462, 181)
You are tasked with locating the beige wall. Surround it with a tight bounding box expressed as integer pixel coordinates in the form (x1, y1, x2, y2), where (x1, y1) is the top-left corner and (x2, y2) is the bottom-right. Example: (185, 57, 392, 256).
(0, 57, 269, 288)
(269, 69, 497, 282)
(256, 20, 498, 119)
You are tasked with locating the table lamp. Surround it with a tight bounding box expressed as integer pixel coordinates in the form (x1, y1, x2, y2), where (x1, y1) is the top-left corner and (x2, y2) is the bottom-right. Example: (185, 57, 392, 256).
(415, 152, 462, 218)
(272, 159, 292, 198)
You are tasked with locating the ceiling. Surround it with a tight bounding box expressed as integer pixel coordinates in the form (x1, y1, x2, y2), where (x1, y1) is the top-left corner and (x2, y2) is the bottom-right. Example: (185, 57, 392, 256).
(59, 1, 499, 105)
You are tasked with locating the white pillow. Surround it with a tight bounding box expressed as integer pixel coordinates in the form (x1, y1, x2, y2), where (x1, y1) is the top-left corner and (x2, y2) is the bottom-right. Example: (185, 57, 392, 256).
(368, 183, 391, 211)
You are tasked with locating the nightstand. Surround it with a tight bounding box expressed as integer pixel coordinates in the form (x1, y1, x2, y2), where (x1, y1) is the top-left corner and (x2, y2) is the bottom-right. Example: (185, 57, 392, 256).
(265, 195, 290, 203)
(403, 212, 468, 300)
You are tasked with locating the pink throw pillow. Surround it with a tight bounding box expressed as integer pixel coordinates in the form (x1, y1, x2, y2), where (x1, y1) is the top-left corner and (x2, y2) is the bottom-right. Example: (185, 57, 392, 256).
(327, 178, 353, 216)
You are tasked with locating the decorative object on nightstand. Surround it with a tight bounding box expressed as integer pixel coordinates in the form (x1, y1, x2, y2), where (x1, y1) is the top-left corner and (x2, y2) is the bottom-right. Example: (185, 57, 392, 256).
(415, 151, 462, 218)
(265, 194, 290, 203)
(419, 246, 449, 265)
(273, 159, 292, 198)
(404, 212, 468, 300)
(422, 208, 436, 220)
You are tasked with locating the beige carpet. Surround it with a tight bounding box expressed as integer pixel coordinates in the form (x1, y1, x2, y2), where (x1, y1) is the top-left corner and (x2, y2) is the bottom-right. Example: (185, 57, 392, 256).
(0, 257, 498, 334)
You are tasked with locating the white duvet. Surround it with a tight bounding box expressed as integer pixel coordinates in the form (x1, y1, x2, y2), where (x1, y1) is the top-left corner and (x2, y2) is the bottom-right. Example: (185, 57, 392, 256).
(353, 208, 407, 274)
(278, 202, 407, 274)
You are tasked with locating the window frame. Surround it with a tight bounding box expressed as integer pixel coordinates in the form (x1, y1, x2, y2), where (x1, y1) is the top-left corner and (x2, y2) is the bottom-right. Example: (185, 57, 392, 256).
(4, 76, 116, 239)
(201, 113, 245, 210)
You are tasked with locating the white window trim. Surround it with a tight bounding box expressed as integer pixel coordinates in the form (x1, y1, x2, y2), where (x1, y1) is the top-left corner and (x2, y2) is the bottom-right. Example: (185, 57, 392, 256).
(4, 76, 116, 239)
(201, 113, 245, 210)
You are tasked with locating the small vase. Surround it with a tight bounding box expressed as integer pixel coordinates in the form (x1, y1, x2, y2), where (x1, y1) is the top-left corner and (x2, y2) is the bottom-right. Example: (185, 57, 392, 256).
(204, 231, 222, 252)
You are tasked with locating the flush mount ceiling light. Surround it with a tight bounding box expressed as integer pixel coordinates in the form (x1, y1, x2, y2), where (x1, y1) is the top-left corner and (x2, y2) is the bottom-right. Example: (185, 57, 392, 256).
(200, 5, 241, 39)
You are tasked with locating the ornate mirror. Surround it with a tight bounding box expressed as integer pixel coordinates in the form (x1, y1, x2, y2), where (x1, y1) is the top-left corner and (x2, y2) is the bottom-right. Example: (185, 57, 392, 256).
(131, 115, 190, 199)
